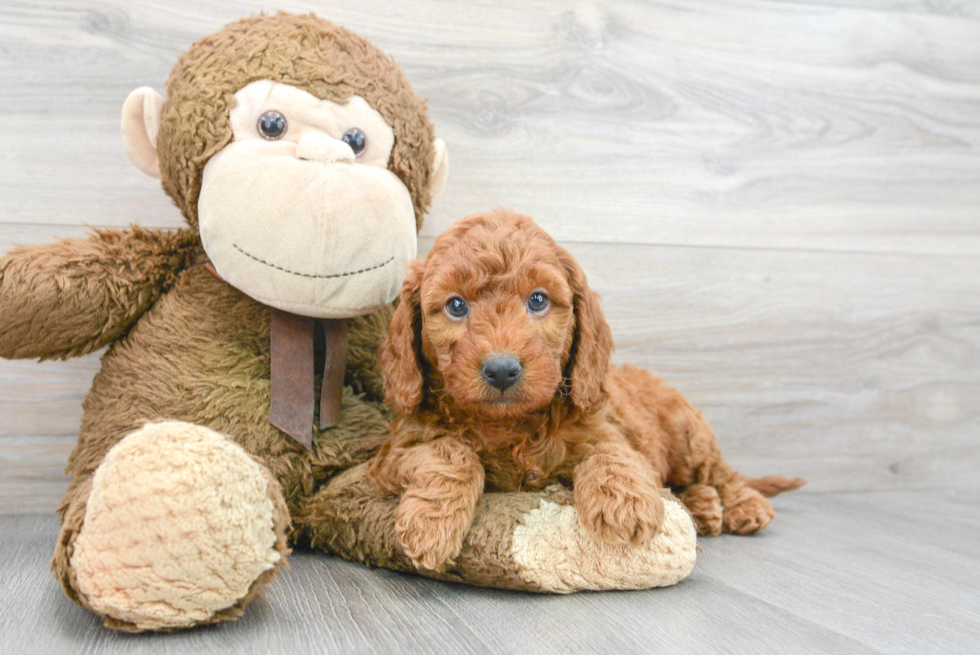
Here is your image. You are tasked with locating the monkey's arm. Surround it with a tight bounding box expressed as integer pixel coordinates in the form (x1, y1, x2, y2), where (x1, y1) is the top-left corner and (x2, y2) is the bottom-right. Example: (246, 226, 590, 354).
(0, 226, 198, 360)
(304, 462, 697, 593)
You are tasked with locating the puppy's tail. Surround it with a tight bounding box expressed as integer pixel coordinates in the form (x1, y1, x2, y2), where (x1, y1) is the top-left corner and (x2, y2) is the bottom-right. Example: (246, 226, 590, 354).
(742, 475, 807, 497)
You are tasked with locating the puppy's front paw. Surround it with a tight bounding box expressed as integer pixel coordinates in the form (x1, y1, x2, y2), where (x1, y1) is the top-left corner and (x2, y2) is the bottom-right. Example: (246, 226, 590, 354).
(723, 493, 775, 534)
(394, 496, 467, 571)
(576, 484, 665, 546)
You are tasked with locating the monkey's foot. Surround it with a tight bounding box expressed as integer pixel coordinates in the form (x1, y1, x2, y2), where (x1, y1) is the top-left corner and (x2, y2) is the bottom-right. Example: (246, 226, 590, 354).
(69, 421, 290, 631)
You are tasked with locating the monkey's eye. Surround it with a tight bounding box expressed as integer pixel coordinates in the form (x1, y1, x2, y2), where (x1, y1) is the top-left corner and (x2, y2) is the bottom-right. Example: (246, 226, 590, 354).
(257, 111, 287, 140)
(527, 292, 549, 314)
(445, 297, 468, 319)
(341, 128, 367, 157)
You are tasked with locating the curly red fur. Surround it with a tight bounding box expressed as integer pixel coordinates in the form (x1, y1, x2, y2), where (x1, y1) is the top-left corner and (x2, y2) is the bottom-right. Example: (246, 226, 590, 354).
(369, 209, 805, 570)
(380, 260, 426, 415)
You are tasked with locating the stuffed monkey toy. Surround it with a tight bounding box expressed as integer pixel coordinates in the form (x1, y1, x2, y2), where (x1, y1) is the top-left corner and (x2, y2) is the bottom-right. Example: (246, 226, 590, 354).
(0, 14, 696, 632)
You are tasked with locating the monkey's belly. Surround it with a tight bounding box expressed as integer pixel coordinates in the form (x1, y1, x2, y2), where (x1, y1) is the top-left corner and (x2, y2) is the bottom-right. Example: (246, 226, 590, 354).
(72, 264, 391, 516)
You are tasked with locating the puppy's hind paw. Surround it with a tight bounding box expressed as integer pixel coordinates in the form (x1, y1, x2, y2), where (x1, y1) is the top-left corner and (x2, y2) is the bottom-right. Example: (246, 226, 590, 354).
(723, 493, 775, 534)
(678, 484, 723, 537)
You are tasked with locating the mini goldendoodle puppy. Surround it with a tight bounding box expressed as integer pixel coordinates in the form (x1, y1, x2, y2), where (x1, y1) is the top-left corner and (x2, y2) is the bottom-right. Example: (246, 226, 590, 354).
(368, 209, 804, 571)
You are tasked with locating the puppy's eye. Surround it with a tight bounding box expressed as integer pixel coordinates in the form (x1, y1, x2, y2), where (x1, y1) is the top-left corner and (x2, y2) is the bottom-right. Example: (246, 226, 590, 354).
(342, 127, 367, 156)
(527, 292, 549, 313)
(445, 297, 468, 319)
(257, 111, 287, 140)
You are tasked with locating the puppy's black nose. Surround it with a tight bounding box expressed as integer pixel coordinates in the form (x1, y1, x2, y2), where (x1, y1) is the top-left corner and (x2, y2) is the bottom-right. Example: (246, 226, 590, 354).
(482, 355, 522, 392)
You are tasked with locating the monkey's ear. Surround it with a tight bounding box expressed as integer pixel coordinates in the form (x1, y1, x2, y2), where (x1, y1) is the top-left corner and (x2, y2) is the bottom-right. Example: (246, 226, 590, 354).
(121, 87, 165, 179)
(429, 138, 449, 199)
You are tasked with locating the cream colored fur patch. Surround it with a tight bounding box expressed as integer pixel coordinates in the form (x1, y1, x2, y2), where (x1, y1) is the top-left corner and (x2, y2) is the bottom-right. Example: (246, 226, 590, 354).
(70, 421, 281, 630)
(198, 80, 418, 319)
(511, 496, 697, 592)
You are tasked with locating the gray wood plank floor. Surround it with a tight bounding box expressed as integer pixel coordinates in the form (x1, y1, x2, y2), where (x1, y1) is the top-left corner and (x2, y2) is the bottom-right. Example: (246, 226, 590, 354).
(2, 491, 977, 654)
(1, 1, 978, 652)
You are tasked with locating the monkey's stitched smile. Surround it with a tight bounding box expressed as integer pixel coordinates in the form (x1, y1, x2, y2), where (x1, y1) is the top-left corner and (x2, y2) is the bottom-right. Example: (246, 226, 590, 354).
(232, 243, 394, 279)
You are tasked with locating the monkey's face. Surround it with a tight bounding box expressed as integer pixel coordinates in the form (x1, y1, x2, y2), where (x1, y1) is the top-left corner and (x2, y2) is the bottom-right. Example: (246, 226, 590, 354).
(122, 15, 449, 319)
(197, 80, 419, 318)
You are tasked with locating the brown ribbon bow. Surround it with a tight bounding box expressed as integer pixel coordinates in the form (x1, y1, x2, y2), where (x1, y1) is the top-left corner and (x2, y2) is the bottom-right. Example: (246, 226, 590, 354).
(269, 310, 348, 450)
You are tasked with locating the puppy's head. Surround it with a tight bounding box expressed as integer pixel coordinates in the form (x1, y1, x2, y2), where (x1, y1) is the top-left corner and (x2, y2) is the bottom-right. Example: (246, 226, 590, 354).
(382, 209, 613, 420)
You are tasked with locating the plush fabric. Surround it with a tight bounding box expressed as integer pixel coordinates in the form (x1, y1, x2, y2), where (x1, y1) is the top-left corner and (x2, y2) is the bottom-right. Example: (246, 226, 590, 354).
(157, 13, 437, 229)
(200, 142, 417, 317)
(226, 81, 396, 168)
(304, 466, 696, 592)
(70, 421, 289, 632)
(0, 226, 197, 360)
(510, 493, 696, 592)
(121, 88, 165, 177)
(198, 79, 417, 317)
(0, 14, 702, 632)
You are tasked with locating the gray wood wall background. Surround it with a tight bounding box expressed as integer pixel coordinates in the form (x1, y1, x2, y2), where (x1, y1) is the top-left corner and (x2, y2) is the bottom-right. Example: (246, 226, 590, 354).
(1, 0, 978, 513)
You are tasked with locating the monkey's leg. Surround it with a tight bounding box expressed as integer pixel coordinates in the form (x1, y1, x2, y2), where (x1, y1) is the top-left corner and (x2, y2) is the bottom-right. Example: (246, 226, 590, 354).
(52, 421, 290, 632)
(302, 463, 697, 593)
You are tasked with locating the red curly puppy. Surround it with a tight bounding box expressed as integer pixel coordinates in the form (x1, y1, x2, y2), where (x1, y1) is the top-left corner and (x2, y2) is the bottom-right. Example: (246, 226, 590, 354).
(368, 210, 804, 571)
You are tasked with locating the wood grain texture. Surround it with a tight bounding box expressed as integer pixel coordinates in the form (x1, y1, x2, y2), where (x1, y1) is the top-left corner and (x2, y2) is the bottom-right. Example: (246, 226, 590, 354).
(1, 0, 979, 253)
(2, 491, 978, 654)
(1, 0, 978, 510)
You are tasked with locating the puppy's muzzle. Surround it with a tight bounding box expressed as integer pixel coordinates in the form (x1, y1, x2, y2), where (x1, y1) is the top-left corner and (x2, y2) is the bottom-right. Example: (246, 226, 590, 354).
(481, 354, 522, 392)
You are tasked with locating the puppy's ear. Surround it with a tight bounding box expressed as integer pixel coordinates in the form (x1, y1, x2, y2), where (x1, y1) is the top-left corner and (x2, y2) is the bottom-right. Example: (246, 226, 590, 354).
(382, 260, 426, 414)
(560, 248, 614, 412)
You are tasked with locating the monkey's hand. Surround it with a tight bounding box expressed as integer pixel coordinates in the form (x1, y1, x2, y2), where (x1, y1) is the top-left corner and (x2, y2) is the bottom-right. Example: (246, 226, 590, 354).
(0, 226, 197, 360)
(304, 463, 697, 593)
